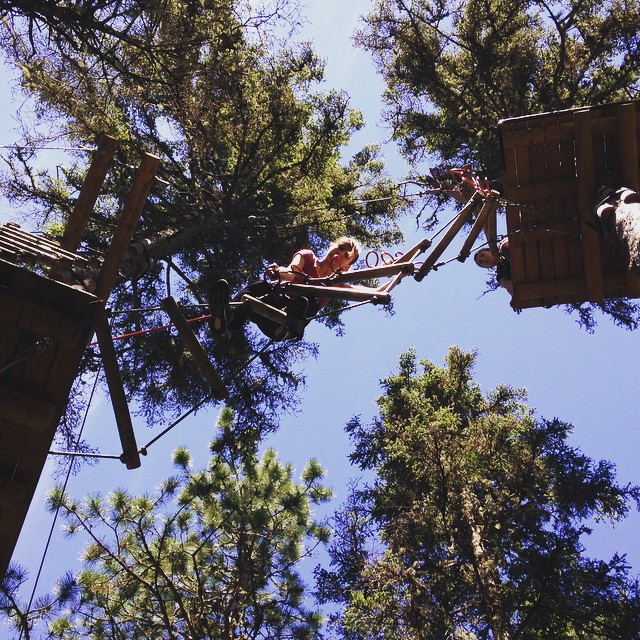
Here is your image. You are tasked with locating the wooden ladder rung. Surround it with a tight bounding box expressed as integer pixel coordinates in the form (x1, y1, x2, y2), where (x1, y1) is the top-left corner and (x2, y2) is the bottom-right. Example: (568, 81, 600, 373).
(161, 297, 228, 400)
(93, 306, 141, 470)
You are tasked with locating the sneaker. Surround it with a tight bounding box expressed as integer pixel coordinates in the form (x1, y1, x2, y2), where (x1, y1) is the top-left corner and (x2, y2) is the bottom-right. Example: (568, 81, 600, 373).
(209, 279, 231, 336)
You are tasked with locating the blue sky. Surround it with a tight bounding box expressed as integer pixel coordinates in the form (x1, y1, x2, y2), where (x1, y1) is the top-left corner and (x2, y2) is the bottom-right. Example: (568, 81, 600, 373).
(3, 0, 640, 617)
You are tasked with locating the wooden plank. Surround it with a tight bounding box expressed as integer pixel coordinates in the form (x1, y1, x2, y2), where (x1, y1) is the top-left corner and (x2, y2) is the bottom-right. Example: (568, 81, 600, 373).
(2, 223, 88, 266)
(528, 127, 556, 292)
(0, 289, 86, 347)
(483, 199, 498, 253)
(60, 134, 120, 252)
(618, 103, 639, 190)
(414, 192, 483, 281)
(94, 153, 161, 300)
(500, 110, 620, 146)
(239, 295, 304, 331)
(329, 261, 415, 283)
(458, 198, 496, 261)
(161, 297, 228, 400)
(545, 111, 574, 305)
(0, 233, 67, 264)
(0, 384, 57, 430)
(502, 178, 579, 204)
(508, 220, 580, 243)
(515, 271, 630, 303)
(384, 239, 433, 292)
(505, 205, 528, 308)
(281, 284, 391, 304)
(574, 109, 604, 301)
(94, 306, 141, 470)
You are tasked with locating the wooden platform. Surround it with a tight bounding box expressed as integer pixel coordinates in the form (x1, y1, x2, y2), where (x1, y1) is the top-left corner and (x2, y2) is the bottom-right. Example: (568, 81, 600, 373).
(0, 137, 161, 580)
(499, 100, 640, 308)
(0, 258, 99, 579)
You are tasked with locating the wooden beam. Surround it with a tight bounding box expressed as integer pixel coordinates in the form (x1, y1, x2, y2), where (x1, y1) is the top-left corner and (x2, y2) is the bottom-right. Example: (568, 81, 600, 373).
(382, 238, 433, 293)
(393, 238, 432, 263)
(457, 196, 498, 261)
(414, 191, 483, 281)
(94, 306, 141, 469)
(617, 103, 639, 190)
(161, 297, 228, 400)
(328, 262, 415, 283)
(574, 109, 604, 302)
(239, 295, 306, 331)
(60, 135, 119, 252)
(94, 152, 161, 300)
(282, 284, 391, 304)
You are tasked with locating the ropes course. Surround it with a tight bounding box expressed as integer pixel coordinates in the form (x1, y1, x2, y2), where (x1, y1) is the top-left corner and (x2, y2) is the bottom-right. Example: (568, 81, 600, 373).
(4, 98, 640, 588)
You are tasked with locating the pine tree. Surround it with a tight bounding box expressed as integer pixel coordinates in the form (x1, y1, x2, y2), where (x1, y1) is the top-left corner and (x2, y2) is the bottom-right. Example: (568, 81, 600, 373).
(2, 408, 333, 639)
(0, 0, 406, 444)
(355, 0, 640, 329)
(317, 348, 640, 639)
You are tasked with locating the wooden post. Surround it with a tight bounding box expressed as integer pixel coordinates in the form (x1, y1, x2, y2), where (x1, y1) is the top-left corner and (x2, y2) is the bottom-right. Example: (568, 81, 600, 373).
(93, 306, 141, 470)
(94, 152, 161, 300)
(414, 191, 483, 281)
(161, 297, 228, 400)
(60, 135, 119, 252)
(574, 109, 604, 302)
(457, 196, 498, 261)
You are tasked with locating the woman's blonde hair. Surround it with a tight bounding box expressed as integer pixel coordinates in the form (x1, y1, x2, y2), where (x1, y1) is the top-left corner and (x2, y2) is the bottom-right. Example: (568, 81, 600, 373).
(329, 236, 361, 266)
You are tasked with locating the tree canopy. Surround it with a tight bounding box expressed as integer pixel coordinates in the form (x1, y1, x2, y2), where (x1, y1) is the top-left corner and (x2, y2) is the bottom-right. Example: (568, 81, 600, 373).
(356, 0, 640, 176)
(0, 0, 406, 446)
(317, 347, 640, 639)
(1, 408, 332, 639)
(355, 0, 640, 330)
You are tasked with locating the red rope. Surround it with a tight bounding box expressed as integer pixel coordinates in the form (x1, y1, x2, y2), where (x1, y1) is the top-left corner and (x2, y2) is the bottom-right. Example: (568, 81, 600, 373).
(89, 313, 211, 346)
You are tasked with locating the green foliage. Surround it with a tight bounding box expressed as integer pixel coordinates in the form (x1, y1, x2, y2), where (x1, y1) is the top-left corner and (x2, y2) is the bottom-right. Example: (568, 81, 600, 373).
(356, 0, 640, 330)
(318, 347, 640, 639)
(357, 0, 640, 174)
(0, 0, 406, 444)
(2, 412, 333, 638)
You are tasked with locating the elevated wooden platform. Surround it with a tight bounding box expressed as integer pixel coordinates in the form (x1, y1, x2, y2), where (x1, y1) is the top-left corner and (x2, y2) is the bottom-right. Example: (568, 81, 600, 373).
(0, 258, 99, 579)
(0, 136, 162, 581)
(499, 100, 640, 308)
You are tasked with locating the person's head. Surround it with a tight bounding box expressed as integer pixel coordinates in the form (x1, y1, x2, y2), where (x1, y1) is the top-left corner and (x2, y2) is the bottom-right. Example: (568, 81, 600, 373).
(474, 248, 499, 269)
(326, 237, 361, 272)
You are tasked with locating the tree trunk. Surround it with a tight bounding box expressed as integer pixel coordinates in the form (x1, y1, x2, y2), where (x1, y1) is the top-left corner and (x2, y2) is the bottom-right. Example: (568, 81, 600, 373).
(52, 212, 212, 293)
